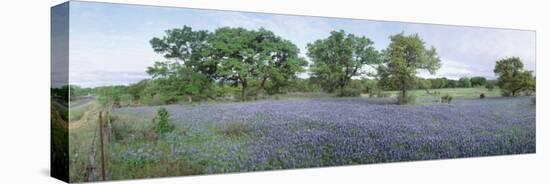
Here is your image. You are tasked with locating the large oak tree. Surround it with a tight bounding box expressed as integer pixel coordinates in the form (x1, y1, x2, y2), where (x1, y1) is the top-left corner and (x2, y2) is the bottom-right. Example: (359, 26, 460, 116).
(494, 57, 535, 96)
(209, 27, 306, 100)
(307, 30, 380, 96)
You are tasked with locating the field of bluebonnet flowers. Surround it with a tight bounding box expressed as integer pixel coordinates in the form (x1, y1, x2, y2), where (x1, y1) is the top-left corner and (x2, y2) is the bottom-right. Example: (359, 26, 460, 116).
(109, 96, 535, 177)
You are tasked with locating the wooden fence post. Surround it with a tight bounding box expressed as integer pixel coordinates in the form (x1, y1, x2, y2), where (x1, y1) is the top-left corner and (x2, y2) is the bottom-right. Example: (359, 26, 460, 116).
(99, 111, 106, 181)
(85, 149, 97, 181)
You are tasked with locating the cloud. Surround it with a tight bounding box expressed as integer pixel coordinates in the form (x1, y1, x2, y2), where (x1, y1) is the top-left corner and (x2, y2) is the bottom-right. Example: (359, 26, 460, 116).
(66, 1, 536, 87)
(406, 24, 535, 79)
(70, 71, 149, 87)
(418, 58, 491, 80)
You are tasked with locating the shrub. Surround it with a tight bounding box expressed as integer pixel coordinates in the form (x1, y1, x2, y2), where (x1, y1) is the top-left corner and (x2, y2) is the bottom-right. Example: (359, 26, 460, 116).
(441, 94, 453, 104)
(217, 121, 250, 137)
(485, 82, 495, 91)
(139, 95, 152, 106)
(119, 94, 134, 106)
(153, 108, 175, 135)
(397, 94, 416, 105)
(151, 94, 168, 106)
(111, 116, 132, 141)
(97, 95, 109, 107)
(480, 93, 485, 99)
(339, 88, 361, 97)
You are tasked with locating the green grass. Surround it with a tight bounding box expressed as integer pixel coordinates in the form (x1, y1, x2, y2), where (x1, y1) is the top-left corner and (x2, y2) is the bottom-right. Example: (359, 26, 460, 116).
(384, 87, 501, 99)
(68, 106, 86, 122)
(68, 99, 93, 122)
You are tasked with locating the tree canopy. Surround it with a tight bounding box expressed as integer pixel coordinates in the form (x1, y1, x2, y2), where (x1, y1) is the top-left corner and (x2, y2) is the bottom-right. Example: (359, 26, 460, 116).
(210, 27, 307, 100)
(470, 76, 487, 87)
(307, 30, 380, 96)
(458, 77, 472, 88)
(149, 26, 217, 79)
(106, 25, 535, 106)
(494, 57, 535, 96)
(377, 33, 441, 103)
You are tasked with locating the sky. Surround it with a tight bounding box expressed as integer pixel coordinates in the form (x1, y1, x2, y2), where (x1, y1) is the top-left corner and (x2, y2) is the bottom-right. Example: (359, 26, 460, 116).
(63, 1, 536, 88)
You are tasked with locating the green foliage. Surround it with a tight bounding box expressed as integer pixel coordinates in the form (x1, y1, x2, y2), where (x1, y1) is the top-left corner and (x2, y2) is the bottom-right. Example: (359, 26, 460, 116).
(458, 77, 472, 88)
(51, 86, 69, 103)
(378, 32, 441, 104)
(119, 94, 134, 106)
(146, 62, 211, 101)
(127, 80, 149, 101)
(285, 78, 323, 93)
(494, 57, 535, 96)
(139, 94, 153, 106)
(153, 108, 175, 135)
(338, 88, 362, 97)
(445, 79, 458, 88)
(307, 30, 380, 96)
(149, 26, 216, 80)
(210, 27, 307, 101)
(68, 85, 93, 99)
(470, 77, 487, 87)
(361, 79, 379, 94)
(415, 78, 430, 90)
(429, 78, 448, 89)
(95, 85, 128, 107)
(151, 94, 171, 106)
(485, 81, 495, 91)
(441, 94, 453, 104)
(50, 109, 69, 180)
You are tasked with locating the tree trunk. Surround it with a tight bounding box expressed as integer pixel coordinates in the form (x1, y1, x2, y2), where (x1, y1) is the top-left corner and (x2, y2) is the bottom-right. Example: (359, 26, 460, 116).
(257, 77, 267, 92)
(241, 80, 248, 101)
(401, 78, 407, 98)
(339, 83, 345, 96)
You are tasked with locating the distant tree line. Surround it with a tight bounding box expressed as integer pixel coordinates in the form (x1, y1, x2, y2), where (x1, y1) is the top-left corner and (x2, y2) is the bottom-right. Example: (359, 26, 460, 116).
(63, 26, 534, 105)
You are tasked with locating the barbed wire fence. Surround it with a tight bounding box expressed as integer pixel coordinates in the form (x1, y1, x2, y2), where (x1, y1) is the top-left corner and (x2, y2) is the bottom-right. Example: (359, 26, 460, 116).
(84, 104, 114, 182)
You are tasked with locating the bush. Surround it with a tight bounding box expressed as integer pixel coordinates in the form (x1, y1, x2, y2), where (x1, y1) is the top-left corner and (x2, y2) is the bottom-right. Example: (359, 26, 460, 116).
(480, 93, 485, 99)
(339, 88, 361, 97)
(217, 121, 250, 137)
(485, 82, 495, 91)
(153, 108, 175, 135)
(97, 95, 109, 107)
(119, 94, 134, 106)
(139, 95, 152, 106)
(397, 94, 416, 105)
(441, 94, 453, 104)
(151, 94, 169, 105)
